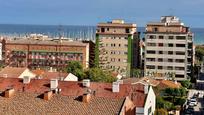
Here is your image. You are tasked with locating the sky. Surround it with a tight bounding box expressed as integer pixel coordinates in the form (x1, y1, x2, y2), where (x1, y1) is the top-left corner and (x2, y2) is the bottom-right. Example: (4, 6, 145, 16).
(0, 0, 204, 27)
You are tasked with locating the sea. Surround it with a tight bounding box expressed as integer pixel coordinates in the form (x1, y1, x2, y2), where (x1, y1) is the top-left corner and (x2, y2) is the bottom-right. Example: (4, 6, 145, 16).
(0, 24, 203, 45)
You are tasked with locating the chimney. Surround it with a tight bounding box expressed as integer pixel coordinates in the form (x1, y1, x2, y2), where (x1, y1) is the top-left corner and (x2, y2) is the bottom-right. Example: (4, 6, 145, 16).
(5, 88, 15, 98)
(44, 91, 53, 100)
(82, 93, 91, 103)
(82, 79, 90, 87)
(50, 79, 58, 90)
(23, 76, 30, 84)
(144, 85, 149, 94)
(49, 67, 53, 72)
(112, 82, 120, 93)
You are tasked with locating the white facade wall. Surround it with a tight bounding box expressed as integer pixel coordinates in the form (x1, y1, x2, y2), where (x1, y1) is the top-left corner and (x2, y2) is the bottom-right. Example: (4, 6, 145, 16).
(64, 73, 78, 81)
(144, 86, 156, 115)
(19, 69, 36, 79)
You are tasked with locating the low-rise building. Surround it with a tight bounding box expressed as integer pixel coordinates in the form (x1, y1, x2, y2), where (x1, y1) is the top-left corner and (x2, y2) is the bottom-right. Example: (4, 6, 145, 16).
(0, 66, 36, 79)
(0, 77, 156, 115)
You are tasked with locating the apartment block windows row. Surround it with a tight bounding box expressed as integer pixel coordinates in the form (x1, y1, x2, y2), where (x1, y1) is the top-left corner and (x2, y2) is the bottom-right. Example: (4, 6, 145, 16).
(147, 35, 187, 40)
(146, 58, 185, 63)
(146, 65, 185, 70)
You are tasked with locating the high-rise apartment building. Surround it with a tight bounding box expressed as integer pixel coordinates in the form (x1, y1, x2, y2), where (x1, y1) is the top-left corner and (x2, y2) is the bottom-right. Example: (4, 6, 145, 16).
(144, 16, 193, 81)
(96, 20, 140, 77)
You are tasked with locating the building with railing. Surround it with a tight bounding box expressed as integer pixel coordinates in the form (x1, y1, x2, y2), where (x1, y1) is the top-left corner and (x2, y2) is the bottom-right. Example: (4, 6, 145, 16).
(96, 20, 140, 77)
(144, 16, 194, 81)
(1, 37, 94, 70)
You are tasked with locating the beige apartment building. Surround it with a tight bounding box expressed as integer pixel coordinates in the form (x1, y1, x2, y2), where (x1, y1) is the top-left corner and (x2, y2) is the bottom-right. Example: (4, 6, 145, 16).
(144, 16, 194, 81)
(96, 20, 140, 77)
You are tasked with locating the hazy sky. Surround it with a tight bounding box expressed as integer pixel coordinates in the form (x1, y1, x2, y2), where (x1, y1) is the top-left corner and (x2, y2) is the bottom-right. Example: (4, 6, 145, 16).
(0, 0, 204, 27)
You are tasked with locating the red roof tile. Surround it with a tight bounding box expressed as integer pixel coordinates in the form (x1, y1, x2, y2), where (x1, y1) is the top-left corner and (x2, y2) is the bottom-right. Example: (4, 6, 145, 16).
(0, 78, 147, 107)
(0, 67, 27, 78)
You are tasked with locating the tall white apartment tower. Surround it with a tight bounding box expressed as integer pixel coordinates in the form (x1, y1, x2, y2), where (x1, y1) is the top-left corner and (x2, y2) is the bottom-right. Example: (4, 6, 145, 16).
(144, 16, 194, 81)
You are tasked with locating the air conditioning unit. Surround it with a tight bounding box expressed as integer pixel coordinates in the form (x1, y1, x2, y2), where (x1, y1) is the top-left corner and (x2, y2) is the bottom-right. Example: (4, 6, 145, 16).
(23, 76, 30, 84)
(50, 79, 58, 90)
(83, 79, 90, 87)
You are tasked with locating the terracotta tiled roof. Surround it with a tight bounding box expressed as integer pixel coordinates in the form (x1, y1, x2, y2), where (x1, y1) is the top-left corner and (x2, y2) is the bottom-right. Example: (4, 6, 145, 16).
(158, 80, 181, 89)
(0, 78, 147, 108)
(0, 92, 124, 115)
(32, 69, 68, 80)
(0, 67, 27, 78)
(138, 77, 160, 87)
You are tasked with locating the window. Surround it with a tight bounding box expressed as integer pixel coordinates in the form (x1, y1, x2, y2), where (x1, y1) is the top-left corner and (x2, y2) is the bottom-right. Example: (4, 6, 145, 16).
(175, 67, 185, 70)
(149, 35, 156, 39)
(118, 59, 121, 62)
(153, 27, 158, 32)
(147, 43, 156, 46)
(168, 36, 174, 39)
(101, 28, 105, 32)
(146, 65, 155, 69)
(168, 43, 173, 47)
(175, 74, 184, 78)
(124, 37, 128, 40)
(147, 50, 156, 54)
(158, 58, 163, 62)
(176, 36, 186, 40)
(148, 107, 152, 115)
(158, 43, 163, 47)
(126, 28, 130, 33)
(175, 59, 185, 63)
(176, 51, 185, 55)
(146, 58, 155, 62)
(158, 66, 163, 69)
(119, 44, 121, 47)
(168, 59, 173, 62)
(159, 36, 164, 39)
(176, 44, 185, 47)
(107, 28, 109, 31)
(167, 66, 173, 70)
(158, 51, 163, 54)
(168, 51, 173, 55)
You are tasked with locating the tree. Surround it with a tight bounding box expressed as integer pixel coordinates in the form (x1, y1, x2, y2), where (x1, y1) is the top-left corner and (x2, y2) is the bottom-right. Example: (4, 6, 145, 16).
(94, 34, 99, 68)
(195, 46, 204, 62)
(180, 80, 191, 88)
(156, 96, 173, 110)
(154, 109, 168, 115)
(132, 69, 141, 78)
(85, 68, 117, 83)
(66, 61, 85, 80)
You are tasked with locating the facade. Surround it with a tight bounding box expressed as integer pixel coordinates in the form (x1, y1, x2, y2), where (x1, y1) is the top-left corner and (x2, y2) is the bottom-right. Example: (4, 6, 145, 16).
(144, 16, 194, 81)
(1, 37, 94, 70)
(96, 19, 140, 77)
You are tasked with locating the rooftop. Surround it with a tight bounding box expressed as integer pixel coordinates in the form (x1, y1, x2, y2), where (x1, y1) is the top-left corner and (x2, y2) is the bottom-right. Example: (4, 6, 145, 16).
(5, 38, 88, 47)
(158, 80, 181, 89)
(32, 69, 68, 80)
(0, 78, 147, 107)
(0, 92, 124, 115)
(0, 67, 27, 78)
(97, 20, 136, 28)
